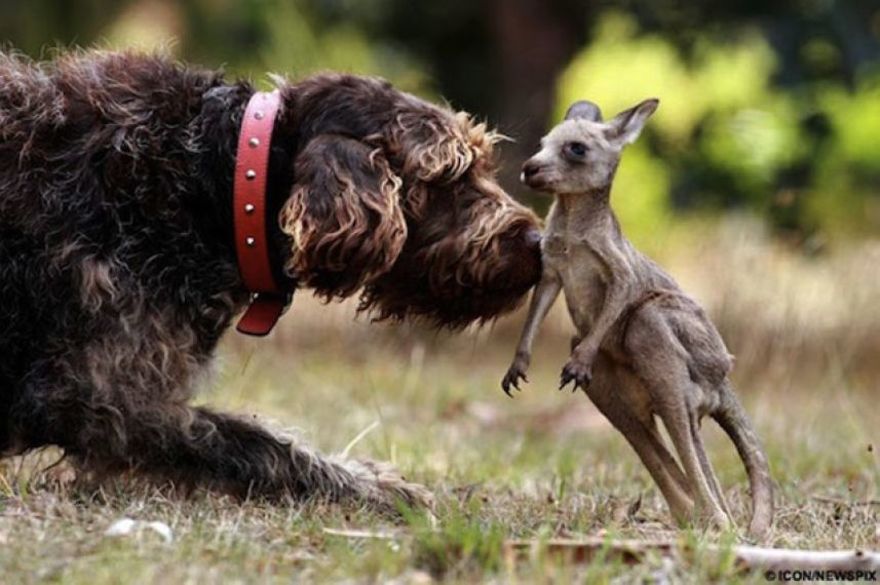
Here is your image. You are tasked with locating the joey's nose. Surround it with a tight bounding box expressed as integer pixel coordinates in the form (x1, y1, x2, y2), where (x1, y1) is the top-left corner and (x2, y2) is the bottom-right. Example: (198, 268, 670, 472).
(521, 160, 541, 182)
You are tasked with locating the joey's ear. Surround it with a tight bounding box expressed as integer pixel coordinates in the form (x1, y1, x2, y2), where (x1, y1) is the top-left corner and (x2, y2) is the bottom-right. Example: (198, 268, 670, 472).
(606, 98, 659, 145)
(279, 134, 407, 299)
(564, 100, 603, 122)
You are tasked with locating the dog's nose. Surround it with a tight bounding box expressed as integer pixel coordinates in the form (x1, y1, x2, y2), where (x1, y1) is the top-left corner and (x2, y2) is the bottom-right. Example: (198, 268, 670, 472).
(524, 227, 542, 251)
(521, 160, 541, 183)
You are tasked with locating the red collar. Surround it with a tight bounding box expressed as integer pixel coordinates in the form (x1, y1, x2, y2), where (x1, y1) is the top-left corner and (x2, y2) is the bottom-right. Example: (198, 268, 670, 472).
(233, 90, 291, 336)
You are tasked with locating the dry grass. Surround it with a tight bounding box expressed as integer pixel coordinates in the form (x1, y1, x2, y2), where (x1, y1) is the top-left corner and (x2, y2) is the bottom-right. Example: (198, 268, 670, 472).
(1, 219, 878, 583)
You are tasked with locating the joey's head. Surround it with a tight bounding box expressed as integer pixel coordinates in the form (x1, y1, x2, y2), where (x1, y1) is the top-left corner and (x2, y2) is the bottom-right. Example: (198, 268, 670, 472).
(521, 98, 659, 194)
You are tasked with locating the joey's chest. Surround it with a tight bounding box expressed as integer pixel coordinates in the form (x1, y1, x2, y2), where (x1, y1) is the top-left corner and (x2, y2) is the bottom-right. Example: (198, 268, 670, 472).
(543, 233, 601, 274)
(542, 230, 608, 330)
(543, 208, 607, 276)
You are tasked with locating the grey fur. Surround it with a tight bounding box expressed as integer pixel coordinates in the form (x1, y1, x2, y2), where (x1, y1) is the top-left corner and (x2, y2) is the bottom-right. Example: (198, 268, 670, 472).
(505, 98, 774, 537)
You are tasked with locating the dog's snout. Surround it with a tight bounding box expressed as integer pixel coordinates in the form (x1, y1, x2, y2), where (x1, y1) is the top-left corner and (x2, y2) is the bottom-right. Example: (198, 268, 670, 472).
(521, 160, 541, 182)
(523, 228, 542, 251)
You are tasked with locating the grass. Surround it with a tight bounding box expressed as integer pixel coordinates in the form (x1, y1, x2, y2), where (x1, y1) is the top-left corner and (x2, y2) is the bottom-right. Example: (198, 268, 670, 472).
(1, 220, 878, 583)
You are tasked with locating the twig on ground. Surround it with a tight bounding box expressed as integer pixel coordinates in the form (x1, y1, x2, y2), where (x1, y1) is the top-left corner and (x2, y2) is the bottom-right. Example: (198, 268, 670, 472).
(812, 496, 880, 507)
(322, 528, 399, 540)
(322, 529, 880, 574)
(502, 538, 880, 572)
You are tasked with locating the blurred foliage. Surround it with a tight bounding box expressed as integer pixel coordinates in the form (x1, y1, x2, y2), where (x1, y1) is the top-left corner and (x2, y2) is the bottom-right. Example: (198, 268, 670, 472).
(557, 11, 880, 246)
(1, 0, 879, 246)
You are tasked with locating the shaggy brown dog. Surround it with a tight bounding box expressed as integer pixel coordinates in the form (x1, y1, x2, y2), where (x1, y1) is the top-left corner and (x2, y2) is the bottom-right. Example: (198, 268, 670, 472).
(0, 51, 541, 508)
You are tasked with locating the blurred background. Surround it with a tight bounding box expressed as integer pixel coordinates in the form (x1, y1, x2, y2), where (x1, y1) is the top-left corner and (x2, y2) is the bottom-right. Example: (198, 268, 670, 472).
(4, 0, 880, 244)
(1, 1, 877, 516)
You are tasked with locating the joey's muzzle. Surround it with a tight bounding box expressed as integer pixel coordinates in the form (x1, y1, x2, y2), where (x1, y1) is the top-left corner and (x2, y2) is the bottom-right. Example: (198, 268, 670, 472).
(520, 158, 550, 190)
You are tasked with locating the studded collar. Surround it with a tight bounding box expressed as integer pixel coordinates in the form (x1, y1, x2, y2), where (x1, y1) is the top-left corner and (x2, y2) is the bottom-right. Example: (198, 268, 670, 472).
(232, 90, 291, 336)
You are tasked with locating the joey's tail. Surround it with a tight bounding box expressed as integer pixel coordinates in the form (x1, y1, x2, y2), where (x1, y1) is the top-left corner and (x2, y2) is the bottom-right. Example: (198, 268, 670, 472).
(713, 383, 774, 538)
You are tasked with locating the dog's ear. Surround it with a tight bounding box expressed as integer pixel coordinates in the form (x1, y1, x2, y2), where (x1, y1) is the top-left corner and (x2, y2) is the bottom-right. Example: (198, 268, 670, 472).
(279, 134, 407, 299)
(388, 108, 477, 184)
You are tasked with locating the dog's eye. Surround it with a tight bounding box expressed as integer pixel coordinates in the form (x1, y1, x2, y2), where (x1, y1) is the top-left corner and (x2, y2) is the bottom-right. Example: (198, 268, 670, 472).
(565, 142, 588, 160)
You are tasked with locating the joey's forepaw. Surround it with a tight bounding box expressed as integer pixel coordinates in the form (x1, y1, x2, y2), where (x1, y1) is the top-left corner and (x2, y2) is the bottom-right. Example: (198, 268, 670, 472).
(501, 362, 529, 397)
(559, 360, 592, 392)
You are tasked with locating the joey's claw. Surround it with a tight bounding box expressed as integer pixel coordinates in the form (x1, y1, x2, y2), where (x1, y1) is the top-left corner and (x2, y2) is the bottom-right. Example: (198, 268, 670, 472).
(558, 370, 570, 390)
(501, 367, 528, 398)
(559, 360, 593, 392)
(502, 381, 515, 398)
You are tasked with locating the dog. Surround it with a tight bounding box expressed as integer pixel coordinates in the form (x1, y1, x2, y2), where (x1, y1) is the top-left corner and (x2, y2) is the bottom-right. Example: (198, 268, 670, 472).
(0, 50, 541, 509)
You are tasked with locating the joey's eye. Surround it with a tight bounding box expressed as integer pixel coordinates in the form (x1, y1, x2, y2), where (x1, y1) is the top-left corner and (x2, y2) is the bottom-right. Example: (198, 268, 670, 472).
(564, 141, 588, 160)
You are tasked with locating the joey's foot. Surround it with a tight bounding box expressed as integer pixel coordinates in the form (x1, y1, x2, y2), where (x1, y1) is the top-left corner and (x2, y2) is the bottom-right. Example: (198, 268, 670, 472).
(559, 358, 593, 392)
(501, 355, 530, 397)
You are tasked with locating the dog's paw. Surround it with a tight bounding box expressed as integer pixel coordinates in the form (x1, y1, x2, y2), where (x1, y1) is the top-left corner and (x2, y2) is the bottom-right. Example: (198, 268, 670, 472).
(341, 457, 435, 514)
(366, 460, 435, 510)
(559, 359, 593, 392)
(501, 356, 530, 397)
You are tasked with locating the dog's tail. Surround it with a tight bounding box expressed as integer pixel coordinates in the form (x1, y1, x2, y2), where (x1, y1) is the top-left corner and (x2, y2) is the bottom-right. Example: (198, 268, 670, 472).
(713, 384, 773, 538)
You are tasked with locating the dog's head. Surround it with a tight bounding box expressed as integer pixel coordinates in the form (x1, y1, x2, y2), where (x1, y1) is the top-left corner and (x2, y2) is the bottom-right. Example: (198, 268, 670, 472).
(360, 104, 542, 327)
(276, 76, 542, 328)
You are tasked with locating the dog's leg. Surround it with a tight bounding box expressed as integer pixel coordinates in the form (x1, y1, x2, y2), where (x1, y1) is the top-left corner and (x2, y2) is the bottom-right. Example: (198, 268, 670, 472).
(11, 355, 431, 511)
(132, 406, 433, 511)
(0, 380, 10, 455)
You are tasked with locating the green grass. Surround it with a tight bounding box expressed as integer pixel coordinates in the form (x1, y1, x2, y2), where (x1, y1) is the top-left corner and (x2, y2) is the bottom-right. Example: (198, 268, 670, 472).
(1, 333, 877, 583)
(2, 228, 879, 583)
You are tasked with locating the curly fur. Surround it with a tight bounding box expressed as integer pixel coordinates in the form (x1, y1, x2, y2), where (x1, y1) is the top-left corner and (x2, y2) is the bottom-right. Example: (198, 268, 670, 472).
(278, 135, 407, 299)
(0, 50, 541, 507)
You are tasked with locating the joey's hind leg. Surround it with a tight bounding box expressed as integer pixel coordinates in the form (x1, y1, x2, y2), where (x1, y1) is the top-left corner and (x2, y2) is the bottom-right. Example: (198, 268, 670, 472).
(651, 385, 730, 528)
(692, 415, 732, 518)
(626, 311, 732, 529)
(585, 362, 695, 523)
